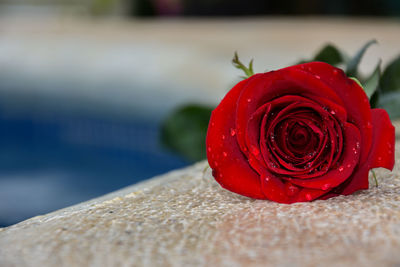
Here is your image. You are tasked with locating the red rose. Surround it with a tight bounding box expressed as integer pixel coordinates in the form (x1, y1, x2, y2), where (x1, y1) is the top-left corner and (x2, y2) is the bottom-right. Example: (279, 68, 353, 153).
(206, 62, 395, 203)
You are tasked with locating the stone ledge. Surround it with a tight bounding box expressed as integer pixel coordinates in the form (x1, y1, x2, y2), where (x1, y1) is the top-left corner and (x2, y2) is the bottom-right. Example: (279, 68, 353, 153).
(1, 145, 400, 266)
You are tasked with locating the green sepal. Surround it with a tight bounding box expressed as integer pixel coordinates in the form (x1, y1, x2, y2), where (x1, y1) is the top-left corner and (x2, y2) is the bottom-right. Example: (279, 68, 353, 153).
(349, 77, 363, 88)
(313, 44, 344, 66)
(377, 91, 400, 119)
(380, 55, 400, 93)
(346, 39, 377, 77)
(363, 60, 381, 99)
(232, 52, 255, 79)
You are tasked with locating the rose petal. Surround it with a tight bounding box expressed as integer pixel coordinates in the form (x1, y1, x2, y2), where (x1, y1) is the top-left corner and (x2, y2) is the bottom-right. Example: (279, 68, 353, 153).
(260, 171, 328, 203)
(235, 70, 345, 163)
(283, 123, 361, 189)
(244, 103, 271, 173)
(367, 108, 395, 170)
(206, 79, 265, 199)
(297, 62, 373, 165)
(337, 108, 395, 195)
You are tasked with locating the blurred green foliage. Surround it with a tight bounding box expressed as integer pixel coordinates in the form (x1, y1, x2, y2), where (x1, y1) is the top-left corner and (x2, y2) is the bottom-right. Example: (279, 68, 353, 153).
(161, 105, 213, 162)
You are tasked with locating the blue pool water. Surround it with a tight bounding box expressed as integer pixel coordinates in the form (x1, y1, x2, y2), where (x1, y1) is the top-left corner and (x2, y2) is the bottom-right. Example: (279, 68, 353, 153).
(0, 111, 189, 227)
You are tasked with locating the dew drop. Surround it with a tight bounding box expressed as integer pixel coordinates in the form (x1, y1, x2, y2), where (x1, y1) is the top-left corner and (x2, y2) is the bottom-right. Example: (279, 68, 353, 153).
(347, 164, 351, 168)
(251, 145, 260, 156)
(214, 161, 219, 167)
(333, 69, 339, 75)
(230, 128, 236, 136)
(322, 183, 331, 190)
(378, 157, 382, 161)
(330, 110, 336, 115)
(211, 122, 215, 127)
(222, 135, 226, 140)
(222, 152, 228, 157)
(247, 98, 252, 103)
(338, 166, 344, 172)
(207, 147, 212, 152)
(315, 75, 321, 79)
(305, 193, 312, 201)
(265, 177, 270, 182)
(286, 184, 298, 196)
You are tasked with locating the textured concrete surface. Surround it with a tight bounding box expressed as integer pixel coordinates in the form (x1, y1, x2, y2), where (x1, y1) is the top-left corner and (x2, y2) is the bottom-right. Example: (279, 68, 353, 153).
(1, 139, 400, 266)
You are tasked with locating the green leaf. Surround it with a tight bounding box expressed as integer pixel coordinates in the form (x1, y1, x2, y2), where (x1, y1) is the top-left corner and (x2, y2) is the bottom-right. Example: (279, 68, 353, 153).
(380, 55, 400, 93)
(369, 89, 380, 109)
(362, 61, 381, 99)
(377, 91, 400, 119)
(313, 44, 344, 66)
(346, 39, 377, 77)
(232, 51, 255, 78)
(161, 104, 213, 162)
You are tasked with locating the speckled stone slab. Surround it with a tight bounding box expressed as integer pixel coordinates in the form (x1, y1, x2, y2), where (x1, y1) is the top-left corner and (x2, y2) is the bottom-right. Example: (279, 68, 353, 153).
(1, 143, 400, 266)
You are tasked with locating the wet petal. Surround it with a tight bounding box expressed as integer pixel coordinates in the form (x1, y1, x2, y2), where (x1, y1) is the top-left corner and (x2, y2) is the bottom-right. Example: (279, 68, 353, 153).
(206, 79, 265, 199)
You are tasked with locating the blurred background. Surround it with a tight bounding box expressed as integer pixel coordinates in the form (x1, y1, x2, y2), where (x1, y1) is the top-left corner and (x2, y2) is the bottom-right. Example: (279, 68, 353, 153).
(0, 0, 399, 227)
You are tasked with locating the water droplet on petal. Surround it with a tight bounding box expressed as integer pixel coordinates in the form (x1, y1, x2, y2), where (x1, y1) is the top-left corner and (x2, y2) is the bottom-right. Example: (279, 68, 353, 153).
(305, 193, 312, 201)
(333, 69, 339, 75)
(378, 157, 382, 161)
(222, 152, 228, 157)
(330, 110, 336, 115)
(286, 184, 299, 196)
(265, 177, 270, 182)
(247, 98, 252, 103)
(250, 145, 260, 156)
(207, 147, 212, 152)
(347, 164, 351, 168)
(222, 135, 226, 140)
(230, 128, 236, 136)
(322, 183, 331, 190)
(214, 161, 219, 167)
(315, 75, 321, 79)
(338, 166, 344, 172)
